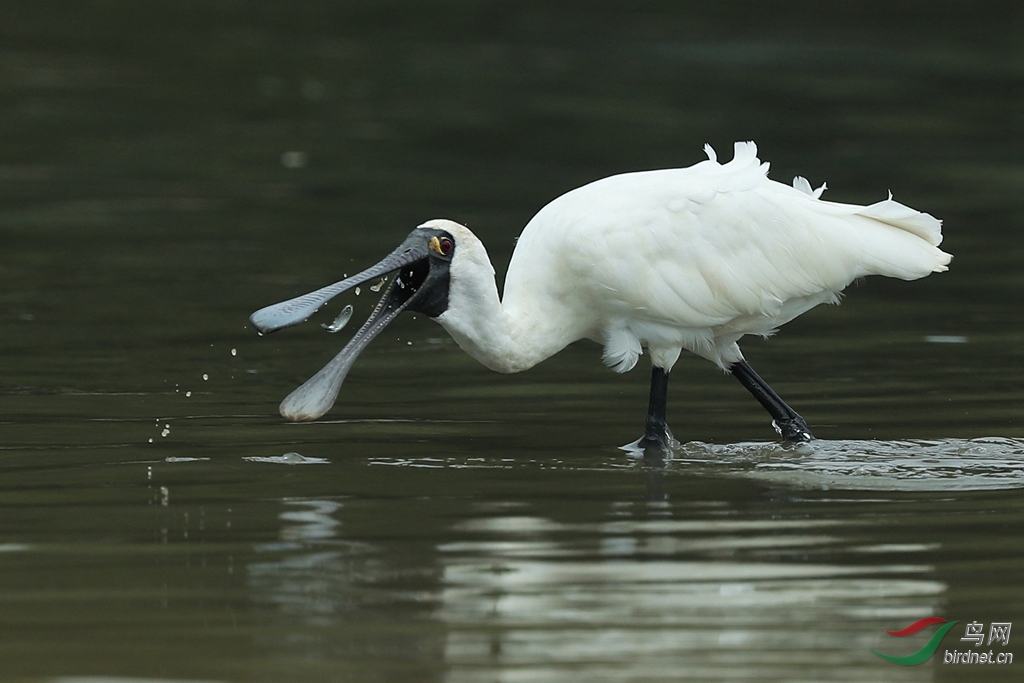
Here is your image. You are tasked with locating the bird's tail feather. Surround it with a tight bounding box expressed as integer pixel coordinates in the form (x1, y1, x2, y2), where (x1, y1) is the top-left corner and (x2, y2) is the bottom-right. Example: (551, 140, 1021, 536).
(853, 203, 952, 280)
(856, 194, 944, 247)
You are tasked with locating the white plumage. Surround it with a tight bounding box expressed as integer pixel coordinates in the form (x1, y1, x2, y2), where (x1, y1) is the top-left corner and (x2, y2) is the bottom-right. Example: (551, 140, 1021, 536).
(252, 141, 950, 445)
(432, 141, 949, 376)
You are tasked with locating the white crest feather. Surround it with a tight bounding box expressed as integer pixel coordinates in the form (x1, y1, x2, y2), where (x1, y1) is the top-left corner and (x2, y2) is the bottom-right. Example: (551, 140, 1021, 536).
(792, 176, 827, 199)
(732, 140, 758, 164)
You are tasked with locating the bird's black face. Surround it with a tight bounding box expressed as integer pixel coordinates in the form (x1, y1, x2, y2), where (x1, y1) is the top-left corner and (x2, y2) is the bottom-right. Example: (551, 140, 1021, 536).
(248, 226, 456, 421)
(391, 229, 454, 319)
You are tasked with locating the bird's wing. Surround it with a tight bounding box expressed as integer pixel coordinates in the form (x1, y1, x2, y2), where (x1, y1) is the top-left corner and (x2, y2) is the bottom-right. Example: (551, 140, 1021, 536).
(523, 142, 948, 332)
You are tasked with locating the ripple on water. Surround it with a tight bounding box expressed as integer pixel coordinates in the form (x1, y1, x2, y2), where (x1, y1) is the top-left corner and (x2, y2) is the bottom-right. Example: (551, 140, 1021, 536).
(369, 437, 1024, 491)
(672, 437, 1024, 491)
(243, 452, 330, 465)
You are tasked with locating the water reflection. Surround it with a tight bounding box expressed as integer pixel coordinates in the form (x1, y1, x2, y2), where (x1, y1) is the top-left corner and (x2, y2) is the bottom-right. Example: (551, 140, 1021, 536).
(248, 499, 354, 615)
(245, 498, 445, 679)
(247, 492, 947, 682)
(436, 504, 941, 682)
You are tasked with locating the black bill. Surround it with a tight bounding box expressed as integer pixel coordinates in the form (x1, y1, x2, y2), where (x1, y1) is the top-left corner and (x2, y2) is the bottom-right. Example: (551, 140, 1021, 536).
(249, 226, 453, 421)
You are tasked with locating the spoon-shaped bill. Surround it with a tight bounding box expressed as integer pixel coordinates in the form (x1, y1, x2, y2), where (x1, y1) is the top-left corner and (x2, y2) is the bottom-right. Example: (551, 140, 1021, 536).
(278, 344, 354, 421)
(279, 277, 415, 421)
(250, 281, 345, 335)
(249, 234, 430, 335)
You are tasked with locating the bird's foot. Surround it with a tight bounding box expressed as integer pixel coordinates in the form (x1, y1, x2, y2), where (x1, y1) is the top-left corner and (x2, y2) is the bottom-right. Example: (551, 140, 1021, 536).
(641, 421, 677, 450)
(773, 417, 814, 442)
(621, 424, 678, 457)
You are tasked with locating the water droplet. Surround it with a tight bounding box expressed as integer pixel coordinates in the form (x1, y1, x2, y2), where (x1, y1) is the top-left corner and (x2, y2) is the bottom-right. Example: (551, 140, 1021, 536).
(354, 286, 361, 296)
(231, 348, 237, 356)
(202, 373, 209, 381)
(148, 438, 154, 444)
(321, 304, 354, 333)
(281, 150, 307, 169)
(370, 277, 386, 292)
(159, 486, 170, 506)
(185, 391, 191, 397)
(407, 341, 412, 346)
(161, 428, 170, 437)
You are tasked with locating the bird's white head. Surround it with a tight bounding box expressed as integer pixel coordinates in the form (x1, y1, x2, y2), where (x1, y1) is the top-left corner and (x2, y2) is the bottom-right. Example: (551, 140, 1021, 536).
(416, 218, 494, 281)
(414, 219, 516, 365)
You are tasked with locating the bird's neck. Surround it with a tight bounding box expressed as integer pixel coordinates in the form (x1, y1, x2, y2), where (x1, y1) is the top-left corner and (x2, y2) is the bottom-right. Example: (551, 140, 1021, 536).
(434, 265, 568, 375)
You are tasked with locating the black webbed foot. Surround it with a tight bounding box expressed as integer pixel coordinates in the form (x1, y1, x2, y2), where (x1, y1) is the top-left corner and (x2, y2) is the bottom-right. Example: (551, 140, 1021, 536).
(774, 416, 814, 442)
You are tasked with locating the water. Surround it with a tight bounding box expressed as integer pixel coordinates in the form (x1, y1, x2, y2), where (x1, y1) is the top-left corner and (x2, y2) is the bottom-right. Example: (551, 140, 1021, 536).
(1, 2, 1022, 682)
(322, 305, 354, 333)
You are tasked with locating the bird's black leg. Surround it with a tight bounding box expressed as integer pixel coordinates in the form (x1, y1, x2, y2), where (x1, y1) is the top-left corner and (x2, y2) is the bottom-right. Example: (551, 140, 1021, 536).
(730, 360, 814, 442)
(637, 366, 674, 450)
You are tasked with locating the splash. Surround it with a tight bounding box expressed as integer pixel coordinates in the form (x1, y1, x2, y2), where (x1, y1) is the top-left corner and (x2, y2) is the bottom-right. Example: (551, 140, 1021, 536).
(321, 304, 354, 333)
(668, 437, 1024, 491)
(244, 452, 329, 465)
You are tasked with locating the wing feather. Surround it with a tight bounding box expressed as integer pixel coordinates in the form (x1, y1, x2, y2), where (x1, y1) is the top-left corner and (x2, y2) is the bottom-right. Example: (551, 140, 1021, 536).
(504, 142, 951, 355)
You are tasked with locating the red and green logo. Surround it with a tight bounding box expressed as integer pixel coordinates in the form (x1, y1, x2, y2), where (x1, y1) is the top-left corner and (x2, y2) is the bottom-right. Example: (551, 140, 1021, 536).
(872, 617, 960, 665)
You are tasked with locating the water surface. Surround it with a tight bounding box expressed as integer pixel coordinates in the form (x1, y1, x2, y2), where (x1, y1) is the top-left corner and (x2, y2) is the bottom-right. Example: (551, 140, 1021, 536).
(0, 2, 1021, 682)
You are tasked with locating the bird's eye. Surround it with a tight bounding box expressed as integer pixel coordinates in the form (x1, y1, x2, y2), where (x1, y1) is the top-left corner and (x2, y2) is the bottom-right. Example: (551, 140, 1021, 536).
(439, 237, 454, 255)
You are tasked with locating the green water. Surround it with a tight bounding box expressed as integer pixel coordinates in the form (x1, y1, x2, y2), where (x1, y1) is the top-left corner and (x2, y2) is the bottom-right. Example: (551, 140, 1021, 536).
(0, 2, 1021, 682)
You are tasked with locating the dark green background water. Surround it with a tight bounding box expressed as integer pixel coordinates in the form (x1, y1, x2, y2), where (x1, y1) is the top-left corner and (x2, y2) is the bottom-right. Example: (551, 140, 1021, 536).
(0, 2, 1021, 681)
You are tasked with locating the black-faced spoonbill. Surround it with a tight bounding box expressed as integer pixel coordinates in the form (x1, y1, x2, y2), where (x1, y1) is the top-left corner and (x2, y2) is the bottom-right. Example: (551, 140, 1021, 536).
(250, 142, 951, 449)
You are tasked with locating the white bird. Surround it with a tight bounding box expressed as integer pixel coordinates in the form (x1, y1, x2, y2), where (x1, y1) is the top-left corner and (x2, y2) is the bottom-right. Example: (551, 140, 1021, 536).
(250, 142, 951, 448)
